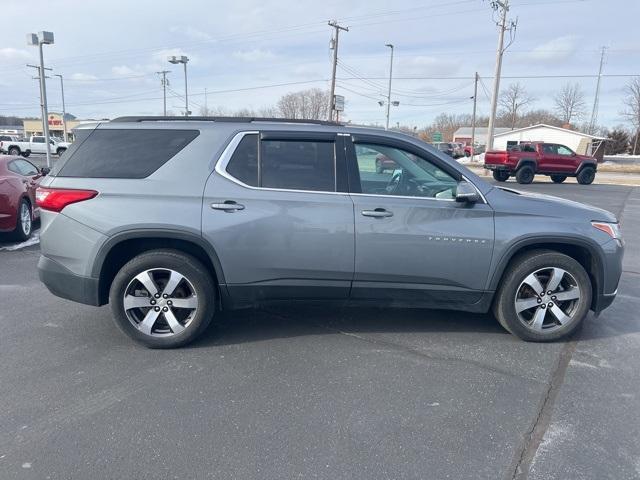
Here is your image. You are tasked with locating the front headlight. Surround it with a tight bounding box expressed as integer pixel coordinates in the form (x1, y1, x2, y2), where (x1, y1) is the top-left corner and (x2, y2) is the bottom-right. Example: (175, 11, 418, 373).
(592, 222, 622, 241)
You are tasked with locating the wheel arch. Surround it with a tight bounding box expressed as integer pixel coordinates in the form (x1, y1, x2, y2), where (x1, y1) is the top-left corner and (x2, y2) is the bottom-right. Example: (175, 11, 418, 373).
(515, 158, 537, 171)
(93, 230, 228, 307)
(488, 237, 604, 311)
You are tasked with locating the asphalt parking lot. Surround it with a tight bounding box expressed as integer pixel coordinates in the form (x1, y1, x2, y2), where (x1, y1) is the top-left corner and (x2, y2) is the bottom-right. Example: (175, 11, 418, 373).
(1, 181, 639, 480)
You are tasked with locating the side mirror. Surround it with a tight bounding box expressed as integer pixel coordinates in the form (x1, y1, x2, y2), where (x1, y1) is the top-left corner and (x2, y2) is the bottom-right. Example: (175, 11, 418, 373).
(40, 167, 51, 176)
(455, 180, 480, 204)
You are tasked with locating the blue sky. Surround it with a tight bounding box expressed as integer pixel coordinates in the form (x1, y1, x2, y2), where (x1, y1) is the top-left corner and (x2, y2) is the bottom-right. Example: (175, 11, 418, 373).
(0, 0, 638, 128)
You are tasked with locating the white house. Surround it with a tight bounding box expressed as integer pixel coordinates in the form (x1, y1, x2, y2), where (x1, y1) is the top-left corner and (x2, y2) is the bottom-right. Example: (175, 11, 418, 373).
(492, 124, 606, 160)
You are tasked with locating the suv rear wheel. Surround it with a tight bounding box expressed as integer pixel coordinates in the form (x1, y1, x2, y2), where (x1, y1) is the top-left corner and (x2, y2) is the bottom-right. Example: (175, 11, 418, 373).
(493, 250, 592, 342)
(515, 165, 535, 184)
(550, 174, 567, 184)
(576, 166, 596, 185)
(492, 170, 510, 182)
(109, 249, 216, 348)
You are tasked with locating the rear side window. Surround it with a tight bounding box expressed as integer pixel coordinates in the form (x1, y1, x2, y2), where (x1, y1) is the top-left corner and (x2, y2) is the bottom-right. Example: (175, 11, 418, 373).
(224, 135, 336, 192)
(261, 140, 335, 192)
(57, 129, 199, 178)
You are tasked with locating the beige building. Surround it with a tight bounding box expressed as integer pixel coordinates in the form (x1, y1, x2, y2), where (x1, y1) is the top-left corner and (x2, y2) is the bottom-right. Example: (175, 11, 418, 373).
(23, 112, 84, 142)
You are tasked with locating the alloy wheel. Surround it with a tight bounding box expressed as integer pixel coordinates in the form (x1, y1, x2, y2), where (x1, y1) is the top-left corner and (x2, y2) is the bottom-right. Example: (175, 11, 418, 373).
(20, 202, 32, 236)
(514, 267, 581, 333)
(123, 268, 198, 337)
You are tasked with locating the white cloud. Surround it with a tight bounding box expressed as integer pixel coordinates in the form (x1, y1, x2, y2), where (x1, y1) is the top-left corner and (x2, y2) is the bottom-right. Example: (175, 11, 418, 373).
(70, 73, 99, 81)
(111, 65, 142, 76)
(527, 35, 579, 63)
(233, 48, 276, 62)
(0, 47, 31, 61)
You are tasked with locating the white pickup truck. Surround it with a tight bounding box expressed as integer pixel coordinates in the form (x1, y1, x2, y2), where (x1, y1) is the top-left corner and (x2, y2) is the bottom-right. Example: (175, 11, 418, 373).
(0, 135, 71, 157)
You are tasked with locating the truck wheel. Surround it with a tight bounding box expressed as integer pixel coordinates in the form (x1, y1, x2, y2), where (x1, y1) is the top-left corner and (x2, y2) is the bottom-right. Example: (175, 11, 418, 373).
(492, 170, 510, 182)
(550, 175, 567, 184)
(515, 165, 535, 184)
(56, 147, 66, 156)
(22, 151, 30, 158)
(493, 250, 592, 342)
(109, 249, 216, 348)
(8, 146, 20, 156)
(576, 166, 595, 185)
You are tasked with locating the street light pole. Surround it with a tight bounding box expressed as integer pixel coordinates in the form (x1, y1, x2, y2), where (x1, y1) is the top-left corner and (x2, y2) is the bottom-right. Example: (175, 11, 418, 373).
(54, 74, 67, 142)
(27, 31, 54, 168)
(471, 72, 478, 160)
(168, 56, 190, 116)
(385, 44, 394, 130)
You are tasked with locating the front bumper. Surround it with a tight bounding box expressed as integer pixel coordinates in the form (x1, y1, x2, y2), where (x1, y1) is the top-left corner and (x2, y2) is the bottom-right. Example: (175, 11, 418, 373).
(38, 255, 101, 306)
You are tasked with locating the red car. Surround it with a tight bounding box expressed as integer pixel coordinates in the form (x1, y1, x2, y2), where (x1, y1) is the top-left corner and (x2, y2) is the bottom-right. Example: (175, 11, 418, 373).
(0, 156, 48, 240)
(484, 142, 597, 185)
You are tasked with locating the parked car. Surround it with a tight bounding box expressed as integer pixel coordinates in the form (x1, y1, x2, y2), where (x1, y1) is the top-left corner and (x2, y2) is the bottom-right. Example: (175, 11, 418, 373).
(451, 142, 465, 158)
(0, 155, 48, 240)
(37, 117, 622, 348)
(484, 142, 597, 185)
(432, 142, 455, 157)
(1, 135, 71, 157)
(464, 143, 485, 157)
(375, 153, 397, 173)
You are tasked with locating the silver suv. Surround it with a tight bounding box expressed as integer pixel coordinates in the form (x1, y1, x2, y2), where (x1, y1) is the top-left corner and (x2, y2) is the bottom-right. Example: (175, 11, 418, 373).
(36, 117, 623, 348)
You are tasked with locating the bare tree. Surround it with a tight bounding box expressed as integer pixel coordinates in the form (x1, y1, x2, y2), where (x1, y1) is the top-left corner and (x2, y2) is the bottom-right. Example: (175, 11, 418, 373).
(622, 77, 640, 154)
(554, 83, 586, 125)
(499, 83, 535, 129)
(276, 88, 330, 120)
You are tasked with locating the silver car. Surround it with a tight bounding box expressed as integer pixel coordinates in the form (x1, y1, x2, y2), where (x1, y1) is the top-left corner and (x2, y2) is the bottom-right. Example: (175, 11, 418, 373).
(37, 117, 623, 348)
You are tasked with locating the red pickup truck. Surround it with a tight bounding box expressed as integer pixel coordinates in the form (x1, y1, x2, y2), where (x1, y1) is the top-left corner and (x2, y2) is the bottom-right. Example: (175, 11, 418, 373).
(484, 142, 597, 185)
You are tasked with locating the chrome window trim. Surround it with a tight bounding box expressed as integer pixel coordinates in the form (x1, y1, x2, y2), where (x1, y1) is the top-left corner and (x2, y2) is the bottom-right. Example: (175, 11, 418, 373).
(215, 131, 487, 204)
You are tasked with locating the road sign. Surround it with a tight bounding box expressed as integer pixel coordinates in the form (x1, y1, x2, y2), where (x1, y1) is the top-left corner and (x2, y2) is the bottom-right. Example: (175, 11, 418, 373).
(432, 131, 443, 142)
(334, 94, 345, 112)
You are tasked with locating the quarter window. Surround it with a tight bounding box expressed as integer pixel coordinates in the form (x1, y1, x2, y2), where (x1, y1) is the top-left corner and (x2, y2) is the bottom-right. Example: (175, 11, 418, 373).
(226, 134, 259, 187)
(354, 144, 458, 199)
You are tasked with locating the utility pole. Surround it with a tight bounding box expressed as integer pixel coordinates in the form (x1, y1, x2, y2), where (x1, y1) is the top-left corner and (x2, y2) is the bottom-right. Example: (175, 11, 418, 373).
(204, 87, 208, 115)
(53, 74, 67, 142)
(385, 44, 394, 130)
(486, 0, 517, 151)
(156, 70, 170, 116)
(588, 46, 606, 134)
(328, 20, 348, 122)
(471, 72, 479, 160)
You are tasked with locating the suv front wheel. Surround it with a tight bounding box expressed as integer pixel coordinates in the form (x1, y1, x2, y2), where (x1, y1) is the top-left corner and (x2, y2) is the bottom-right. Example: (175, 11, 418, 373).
(109, 249, 216, 348)
(493, 250, 592, 342)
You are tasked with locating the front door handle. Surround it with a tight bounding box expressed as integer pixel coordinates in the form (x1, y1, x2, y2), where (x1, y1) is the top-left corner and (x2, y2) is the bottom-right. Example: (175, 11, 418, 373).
(361, 208, 393, 218)
(211, 201, 245, 212)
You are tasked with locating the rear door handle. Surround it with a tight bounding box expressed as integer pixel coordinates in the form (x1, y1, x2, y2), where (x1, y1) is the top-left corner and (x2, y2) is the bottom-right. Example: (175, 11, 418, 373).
(361, 208, 393, 218)
(210, 201, 245, 212)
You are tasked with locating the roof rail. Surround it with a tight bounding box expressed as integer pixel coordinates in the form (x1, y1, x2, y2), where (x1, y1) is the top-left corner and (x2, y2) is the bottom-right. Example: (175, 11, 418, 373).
(110, 116, 342, 126)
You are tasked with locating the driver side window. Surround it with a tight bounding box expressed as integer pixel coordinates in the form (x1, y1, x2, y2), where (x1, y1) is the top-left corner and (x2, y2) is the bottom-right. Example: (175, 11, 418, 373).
(354, 143, 458, 199)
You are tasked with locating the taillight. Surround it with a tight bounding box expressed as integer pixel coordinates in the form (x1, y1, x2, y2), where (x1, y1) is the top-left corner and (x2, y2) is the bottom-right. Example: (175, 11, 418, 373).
(36, 187, 98, 212)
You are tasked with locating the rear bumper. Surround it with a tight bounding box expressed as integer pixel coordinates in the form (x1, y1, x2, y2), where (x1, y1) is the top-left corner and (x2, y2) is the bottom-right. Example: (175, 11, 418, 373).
(483, 164, 510, 171)
(38, 255, 101, 306)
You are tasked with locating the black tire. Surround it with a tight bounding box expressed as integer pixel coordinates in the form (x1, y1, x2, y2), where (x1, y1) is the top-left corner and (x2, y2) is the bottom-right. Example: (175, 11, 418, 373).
(464, 151, 471, 157)
(109, 249, 216, 348)
(21, 151, 30, 158)
(550, 175, 567, 184)
(492, 170, 510, 182)
(8, 146, 20, 156)
(576, 166, 595, 185)
(375, 160, 384, 174)
(56, 147, 66, 156)
(12, 199, 33, 241)
(515, 165, 535, 184)
(493, 250, 592, 342)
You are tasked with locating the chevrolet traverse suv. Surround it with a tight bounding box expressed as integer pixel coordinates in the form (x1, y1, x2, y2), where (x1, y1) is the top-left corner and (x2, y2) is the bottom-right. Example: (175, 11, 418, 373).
(37, 117, 623, 348)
